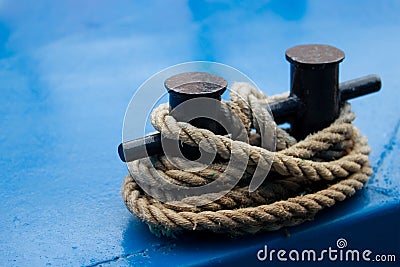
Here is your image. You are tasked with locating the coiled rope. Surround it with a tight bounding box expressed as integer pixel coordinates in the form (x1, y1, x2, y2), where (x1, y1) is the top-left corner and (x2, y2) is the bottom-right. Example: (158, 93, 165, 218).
(121, 82, 372, 236)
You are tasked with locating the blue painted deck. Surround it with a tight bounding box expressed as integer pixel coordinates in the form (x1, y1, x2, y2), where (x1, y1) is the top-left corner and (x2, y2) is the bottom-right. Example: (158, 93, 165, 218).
(0, 1, 399, 266)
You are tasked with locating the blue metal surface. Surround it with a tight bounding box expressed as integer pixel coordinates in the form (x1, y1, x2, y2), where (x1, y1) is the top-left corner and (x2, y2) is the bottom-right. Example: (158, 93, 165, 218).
(0, 1, 399, 266)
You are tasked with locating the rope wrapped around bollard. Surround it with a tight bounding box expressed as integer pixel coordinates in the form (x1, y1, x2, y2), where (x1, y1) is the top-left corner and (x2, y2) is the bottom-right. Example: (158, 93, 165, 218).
(121, 82, 372, 237)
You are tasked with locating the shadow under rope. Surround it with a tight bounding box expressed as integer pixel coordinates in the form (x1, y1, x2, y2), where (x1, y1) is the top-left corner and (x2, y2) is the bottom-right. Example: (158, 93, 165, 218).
(116, 189, 399, 266)
(115, 192, 371, 264)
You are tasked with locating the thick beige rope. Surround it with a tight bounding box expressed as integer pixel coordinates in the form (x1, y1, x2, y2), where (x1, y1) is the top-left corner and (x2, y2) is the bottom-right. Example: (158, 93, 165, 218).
(121, 82, 372, 237)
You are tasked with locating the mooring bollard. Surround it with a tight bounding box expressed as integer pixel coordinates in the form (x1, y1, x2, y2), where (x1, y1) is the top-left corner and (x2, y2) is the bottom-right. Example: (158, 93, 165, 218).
(118, 44, 381, 162)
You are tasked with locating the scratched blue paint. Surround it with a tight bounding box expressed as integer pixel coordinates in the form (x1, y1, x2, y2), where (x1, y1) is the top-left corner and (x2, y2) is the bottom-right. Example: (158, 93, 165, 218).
(0, 1, 399, 266)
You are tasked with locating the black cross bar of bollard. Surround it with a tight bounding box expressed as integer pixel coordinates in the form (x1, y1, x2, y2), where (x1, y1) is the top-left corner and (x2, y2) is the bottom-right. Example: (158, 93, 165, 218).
(118, 44, 381, 163)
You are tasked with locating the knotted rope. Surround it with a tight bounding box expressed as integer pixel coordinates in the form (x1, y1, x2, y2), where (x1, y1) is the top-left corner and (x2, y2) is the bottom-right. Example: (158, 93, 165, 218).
(121, 82, 372, 237)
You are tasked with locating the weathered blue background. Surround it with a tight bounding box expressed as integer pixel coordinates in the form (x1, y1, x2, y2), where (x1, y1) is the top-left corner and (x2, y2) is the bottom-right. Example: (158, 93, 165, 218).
(0, 1, 399, 266)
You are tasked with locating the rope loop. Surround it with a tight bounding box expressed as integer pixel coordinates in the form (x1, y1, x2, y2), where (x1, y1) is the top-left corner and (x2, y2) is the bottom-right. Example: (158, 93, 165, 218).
(122, 82, 372, 237)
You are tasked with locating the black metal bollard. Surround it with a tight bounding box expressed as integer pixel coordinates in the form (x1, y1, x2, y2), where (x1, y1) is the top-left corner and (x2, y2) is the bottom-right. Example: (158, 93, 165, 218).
(286, 44, 344, 140)
(165, 72, 227, 135)
(118, 44, 381, 162)
(119, 72, 228, 162)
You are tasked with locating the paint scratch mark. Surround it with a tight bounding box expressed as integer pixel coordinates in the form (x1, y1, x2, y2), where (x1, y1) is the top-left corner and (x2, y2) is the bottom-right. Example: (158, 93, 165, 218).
(83, 249, 148, 267)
